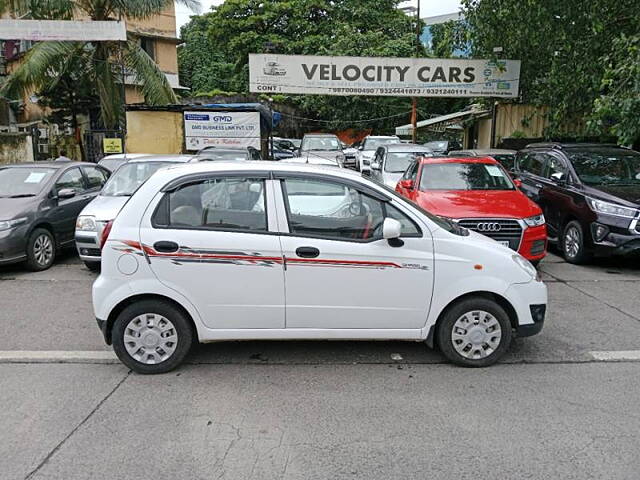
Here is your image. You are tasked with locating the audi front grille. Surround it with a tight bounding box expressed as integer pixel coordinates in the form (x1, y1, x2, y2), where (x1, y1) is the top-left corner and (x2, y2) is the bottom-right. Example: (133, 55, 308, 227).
(457, 218, 523, 251)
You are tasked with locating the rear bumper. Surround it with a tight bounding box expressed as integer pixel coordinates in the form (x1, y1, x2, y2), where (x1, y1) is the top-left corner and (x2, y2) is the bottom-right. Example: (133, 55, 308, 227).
(96, 317, 111, 345)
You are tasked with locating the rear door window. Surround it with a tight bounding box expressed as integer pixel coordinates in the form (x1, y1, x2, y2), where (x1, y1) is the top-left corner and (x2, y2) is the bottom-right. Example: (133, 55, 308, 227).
(154, 177, 267, 231)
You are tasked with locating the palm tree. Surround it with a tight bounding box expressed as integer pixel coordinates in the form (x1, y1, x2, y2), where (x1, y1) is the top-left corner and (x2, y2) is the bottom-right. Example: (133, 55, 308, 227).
(0, 0, 199, 129)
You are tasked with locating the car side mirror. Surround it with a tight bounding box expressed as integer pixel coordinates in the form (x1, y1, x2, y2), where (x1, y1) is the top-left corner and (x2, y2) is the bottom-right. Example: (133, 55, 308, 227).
(358, 145, 364, 151)
(383, 217, 402, 239)
(398, 179, 414, 190)
(57, 188, 76, 199)
(513, 178, 523, 188)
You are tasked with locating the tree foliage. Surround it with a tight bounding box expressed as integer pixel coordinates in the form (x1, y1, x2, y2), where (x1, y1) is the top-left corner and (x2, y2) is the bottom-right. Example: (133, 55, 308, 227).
(1, 0, 197, 128)
(461, 0, 640, 144)
(178, 0, 442, 133)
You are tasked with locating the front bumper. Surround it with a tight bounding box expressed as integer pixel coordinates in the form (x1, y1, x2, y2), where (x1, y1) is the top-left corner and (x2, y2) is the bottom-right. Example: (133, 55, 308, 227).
(519, 224, 547, 262)
(504, 280, 547, 338)
(75, 231, 101, 262)
(0, 225, 29, 265)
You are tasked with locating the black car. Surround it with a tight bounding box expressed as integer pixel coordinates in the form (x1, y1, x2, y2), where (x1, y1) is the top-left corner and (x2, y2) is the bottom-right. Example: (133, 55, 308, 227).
(0, 161, 110, 270)
(515, 143, 640, 263)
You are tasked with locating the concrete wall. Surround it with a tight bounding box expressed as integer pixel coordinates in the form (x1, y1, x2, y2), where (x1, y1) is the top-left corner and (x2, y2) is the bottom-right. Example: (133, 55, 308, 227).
(0, 133, 34, 163)
(125, 111, 183, 154)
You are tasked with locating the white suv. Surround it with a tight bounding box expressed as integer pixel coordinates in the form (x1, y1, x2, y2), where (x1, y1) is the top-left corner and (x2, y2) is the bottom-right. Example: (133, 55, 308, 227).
(93, 161, 547, 373)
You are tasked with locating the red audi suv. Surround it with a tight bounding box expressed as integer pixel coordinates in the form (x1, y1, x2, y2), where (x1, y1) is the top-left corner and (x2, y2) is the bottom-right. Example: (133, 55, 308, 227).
(396, 156, 547, 264)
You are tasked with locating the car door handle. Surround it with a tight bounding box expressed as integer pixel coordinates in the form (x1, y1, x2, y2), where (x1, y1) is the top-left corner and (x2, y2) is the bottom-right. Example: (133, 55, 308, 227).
(535, 183, 543, 188)
(153, 241, 179, 253)
(295, 246, 320, 258)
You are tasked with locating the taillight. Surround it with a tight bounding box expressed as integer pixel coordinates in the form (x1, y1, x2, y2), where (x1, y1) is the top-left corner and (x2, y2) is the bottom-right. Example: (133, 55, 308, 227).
(100, 220, 113, 249)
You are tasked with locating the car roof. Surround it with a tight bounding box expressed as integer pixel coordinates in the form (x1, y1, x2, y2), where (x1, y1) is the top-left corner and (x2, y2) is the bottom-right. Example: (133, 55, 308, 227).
(100, 153, 152, 161)
(524, 142, 623, 150)
(127, 154, 194, 164)
(3, 161, 96, 169)
(419, 156, 499, 165)
(303, 133, 338, 137)
(365, 135, 399, 139)
(159, 160, 367, 182)
(384, 144, 433, 152)
(451, 149, 517, 155)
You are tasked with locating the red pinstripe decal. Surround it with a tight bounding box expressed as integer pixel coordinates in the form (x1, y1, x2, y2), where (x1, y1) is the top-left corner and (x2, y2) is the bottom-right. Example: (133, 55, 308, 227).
(112, 240, 402, 268)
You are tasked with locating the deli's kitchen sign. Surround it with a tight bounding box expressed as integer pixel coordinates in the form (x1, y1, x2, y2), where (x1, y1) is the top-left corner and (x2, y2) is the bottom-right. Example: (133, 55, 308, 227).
(249, 54, 521, 98)
(183, 111, 261, 151)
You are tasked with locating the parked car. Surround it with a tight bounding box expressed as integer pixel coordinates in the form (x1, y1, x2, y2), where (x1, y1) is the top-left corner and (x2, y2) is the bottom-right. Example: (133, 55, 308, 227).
(0, 161, 110, 271)
(98, 153, 152, 173)
(424, 140, 462, 155)
(273, 138, 298, 152)
(94, 161, 547, 373)
(369, 144, 434, 188)
(341, 141, 359, 169)
(294, 133, 345, 166)
(75, 155, 193, 270)
(357, 135, 401, 172)
(395, 156, 547, 264)
(195, 146, 261, 162)
(515, 143, 640, 263)
(449, 149, 518, 175)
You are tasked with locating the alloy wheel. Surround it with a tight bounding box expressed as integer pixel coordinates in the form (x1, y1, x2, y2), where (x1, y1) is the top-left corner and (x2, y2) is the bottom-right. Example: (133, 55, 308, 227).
(124, 313, 178, 365)
(451, 310, 502, 360)
(33, 234, 53, 266)
(564, 226, 580, 258)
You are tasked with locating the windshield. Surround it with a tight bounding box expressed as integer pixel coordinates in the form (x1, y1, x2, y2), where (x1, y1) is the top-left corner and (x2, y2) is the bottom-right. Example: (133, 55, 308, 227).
(98, 158, 126, 172)
(385, 152, 427, 173)
(302, 137, 341, 151)
(0, 167, 55, 197)
(420, 162, 514, 191)
(425, 141, 448, 151)
(101, 162, 171, 196)
(364, 137, 400, 150)
(375, 182, 464, 234)
(491, 154, 516, 171)
(568, 148, 640, 186)
(196, 150, 248, 162)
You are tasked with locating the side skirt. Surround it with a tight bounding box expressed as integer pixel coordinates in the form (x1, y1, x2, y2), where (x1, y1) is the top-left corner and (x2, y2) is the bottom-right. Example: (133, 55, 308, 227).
(198, 328, 425, 342)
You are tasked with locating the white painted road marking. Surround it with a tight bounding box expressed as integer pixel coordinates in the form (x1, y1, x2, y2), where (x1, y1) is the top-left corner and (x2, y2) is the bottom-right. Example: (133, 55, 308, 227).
(0, 351, 118, 364)
(590, 351, 640, 362)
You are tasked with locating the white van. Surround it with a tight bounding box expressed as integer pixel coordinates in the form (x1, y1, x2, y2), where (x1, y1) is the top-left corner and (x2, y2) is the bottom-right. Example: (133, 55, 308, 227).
(93, 162, 546, 373)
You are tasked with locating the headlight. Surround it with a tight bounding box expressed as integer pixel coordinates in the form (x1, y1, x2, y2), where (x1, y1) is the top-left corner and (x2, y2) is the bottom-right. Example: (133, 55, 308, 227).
(76, 215, 97, 232)
(524, 214, 545, 227)
(586, 197, 638, 218)
(512, 254, 537, 279)
(0, 217, 27, 232)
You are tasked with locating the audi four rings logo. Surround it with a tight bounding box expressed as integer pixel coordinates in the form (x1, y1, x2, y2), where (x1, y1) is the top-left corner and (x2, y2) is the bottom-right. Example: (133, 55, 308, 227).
(476, 223, 502, 232)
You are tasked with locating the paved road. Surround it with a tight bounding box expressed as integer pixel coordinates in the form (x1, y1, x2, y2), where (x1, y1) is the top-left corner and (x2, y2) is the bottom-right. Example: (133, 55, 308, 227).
(1, 249, 639, 479)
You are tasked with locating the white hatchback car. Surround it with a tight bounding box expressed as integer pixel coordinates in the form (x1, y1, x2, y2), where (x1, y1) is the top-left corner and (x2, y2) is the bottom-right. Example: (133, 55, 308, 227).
(93, 162, 547, 373)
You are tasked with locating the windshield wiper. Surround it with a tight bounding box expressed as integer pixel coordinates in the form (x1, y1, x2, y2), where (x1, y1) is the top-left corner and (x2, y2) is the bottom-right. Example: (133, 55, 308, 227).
(7, 193, 36, 198)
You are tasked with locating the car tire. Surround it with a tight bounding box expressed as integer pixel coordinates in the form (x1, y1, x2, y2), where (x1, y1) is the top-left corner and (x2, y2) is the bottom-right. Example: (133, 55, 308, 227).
(83, 261, 100, 272)
(562, 220, 591, 264)
(112, 300, 194, 374)
(25, 228, 56, 271)
(436, 297, 512, 367)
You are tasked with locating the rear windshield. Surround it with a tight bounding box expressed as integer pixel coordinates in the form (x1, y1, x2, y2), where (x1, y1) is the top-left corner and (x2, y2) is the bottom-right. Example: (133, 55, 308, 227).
(196, 150, 249, 162)
(364, 137, 400, 150)
(385, 152, 427, 173)
(491, 154, 516, 171)
(420, 162, 514, 191)
(101, 162, 171, 197)
(301, 137, 341, 151)
(0, 167, 55, 197)
(567, 148, 640, 186)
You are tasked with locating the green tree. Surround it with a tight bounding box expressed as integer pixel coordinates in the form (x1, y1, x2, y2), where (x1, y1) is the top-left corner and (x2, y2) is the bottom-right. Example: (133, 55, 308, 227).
(461, 0, 640, 142)
(0, 0, 199, 128)
(590, 34, 640, 146)
(179, 0, 432, 132)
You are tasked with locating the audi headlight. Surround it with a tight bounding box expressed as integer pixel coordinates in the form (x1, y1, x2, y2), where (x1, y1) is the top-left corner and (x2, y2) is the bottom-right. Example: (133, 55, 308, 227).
(76, 215, 97, 232)
(524, 214, 545, 227)
(512, 254, 537, 279)
(0, 217, 27, 232)
(586, 197, 638, 218)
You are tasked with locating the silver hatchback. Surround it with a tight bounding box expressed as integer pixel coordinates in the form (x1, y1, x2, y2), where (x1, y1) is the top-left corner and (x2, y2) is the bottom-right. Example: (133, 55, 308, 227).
(369, 144, 434, 189)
